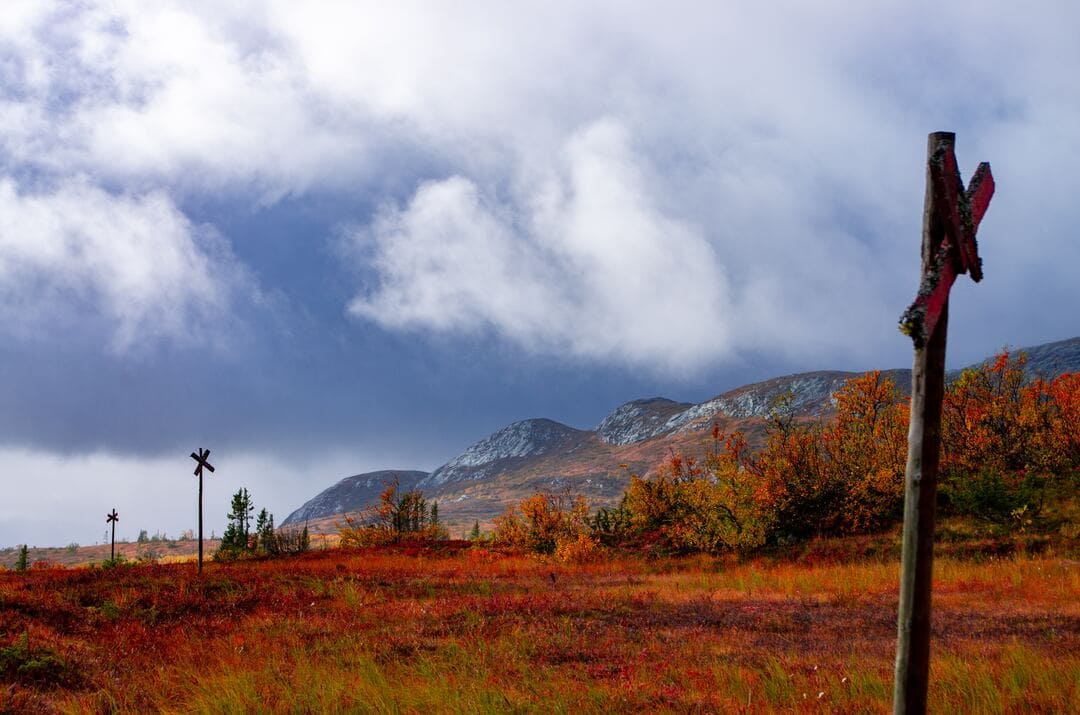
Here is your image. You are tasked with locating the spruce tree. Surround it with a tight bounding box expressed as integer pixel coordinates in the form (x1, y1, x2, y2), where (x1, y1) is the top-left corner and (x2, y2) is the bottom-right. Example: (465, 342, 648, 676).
(220, 488, 254, 554)
(15, 544, 29, 571)
(255, 508, 275, 554)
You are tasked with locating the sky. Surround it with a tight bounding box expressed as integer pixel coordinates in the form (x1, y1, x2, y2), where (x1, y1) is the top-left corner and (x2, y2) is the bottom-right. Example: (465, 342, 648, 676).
(1, 1, 1077, 548)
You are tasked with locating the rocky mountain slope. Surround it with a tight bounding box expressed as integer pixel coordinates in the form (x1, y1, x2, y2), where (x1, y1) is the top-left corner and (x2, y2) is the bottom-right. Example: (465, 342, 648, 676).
(288, 337, 1079, 532)
(281, 470, 428, 527)
(991, 336, 1080, 378)
(595, 398, 693, 445)
(420, 419, 592, 487)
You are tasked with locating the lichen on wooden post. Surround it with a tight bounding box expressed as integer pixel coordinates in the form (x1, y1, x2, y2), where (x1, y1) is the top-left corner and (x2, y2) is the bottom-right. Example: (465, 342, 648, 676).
(893, 132, 993, 714)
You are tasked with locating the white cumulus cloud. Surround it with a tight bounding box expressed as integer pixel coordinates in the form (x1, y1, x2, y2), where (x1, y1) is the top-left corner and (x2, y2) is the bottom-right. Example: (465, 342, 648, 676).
(0, 1, 1077, 368)
(0, 178, 244, 350)
(349, 119, 734, 372)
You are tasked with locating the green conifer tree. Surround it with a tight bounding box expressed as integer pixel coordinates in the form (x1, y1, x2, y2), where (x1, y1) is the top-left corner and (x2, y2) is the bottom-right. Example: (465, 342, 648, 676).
(220, 488, 255, 555)
(15, 544, 29, 572)
(255, 508, 275, 554)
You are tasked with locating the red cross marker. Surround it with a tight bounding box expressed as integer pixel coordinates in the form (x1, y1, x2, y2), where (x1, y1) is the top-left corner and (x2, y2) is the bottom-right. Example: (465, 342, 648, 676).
(899, 142, 994, 347)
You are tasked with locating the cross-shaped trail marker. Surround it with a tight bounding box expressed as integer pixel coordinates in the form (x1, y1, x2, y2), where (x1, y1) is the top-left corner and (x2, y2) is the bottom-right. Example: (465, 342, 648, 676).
(106, 508, 119, 562)
(190, 447, 215, 574)
(893, 132, 994, 714)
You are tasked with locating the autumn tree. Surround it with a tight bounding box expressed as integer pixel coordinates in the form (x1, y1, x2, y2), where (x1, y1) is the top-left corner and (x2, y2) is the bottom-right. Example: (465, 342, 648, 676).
(750, 398, 833, 542)
(1048, 373, 1080, 471)
(338, 478, 447, 547)
(941, 351, 1078, 523)
(492, 492, 593, 556)
(612, 426, 768, 554)
(822, 371, 909, 533)
(677, 427, 767, 552)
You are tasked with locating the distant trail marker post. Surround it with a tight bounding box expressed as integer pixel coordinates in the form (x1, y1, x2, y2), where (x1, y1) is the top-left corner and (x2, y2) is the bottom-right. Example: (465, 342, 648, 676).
(190, 448, 215, 574)
(894, 132, 994, 714)
(106, 509, 118, 562)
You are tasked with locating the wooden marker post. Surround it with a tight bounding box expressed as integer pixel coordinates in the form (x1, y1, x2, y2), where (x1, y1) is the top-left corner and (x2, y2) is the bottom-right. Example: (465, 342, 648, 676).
(190, 447, 215, 574)
(894, 132, 994, 713)
(106, 509, 119, 562)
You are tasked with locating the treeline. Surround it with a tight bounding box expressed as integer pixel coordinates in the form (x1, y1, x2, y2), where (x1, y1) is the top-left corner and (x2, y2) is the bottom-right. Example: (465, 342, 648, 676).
(337, 478, 448, 547)
(214, 488, 310, 560)
(493, 350, 1078, 558)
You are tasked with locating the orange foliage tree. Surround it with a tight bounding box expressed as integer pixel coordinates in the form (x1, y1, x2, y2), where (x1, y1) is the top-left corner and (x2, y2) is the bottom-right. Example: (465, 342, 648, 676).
(822, 371, 909, 534)
(338, 478, 447, 547)
(605, 427, 768, 553)
(1048, 372, 1080, 469)
(492, 492, 595, 558)
(941, 351, 1078, 522)
(748, 393, 833, 542)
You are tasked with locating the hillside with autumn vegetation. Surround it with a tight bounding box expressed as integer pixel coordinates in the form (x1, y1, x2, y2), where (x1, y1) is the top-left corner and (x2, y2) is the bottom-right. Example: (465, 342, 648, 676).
(472, 350, 1078, 562)
(288, 337, 1080, 537)
(3, 346, 1078, 711)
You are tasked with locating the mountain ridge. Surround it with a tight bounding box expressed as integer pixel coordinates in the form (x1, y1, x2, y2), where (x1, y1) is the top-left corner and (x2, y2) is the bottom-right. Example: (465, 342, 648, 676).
(286, 336, 1080, 531)
(420, 418, 588, 488)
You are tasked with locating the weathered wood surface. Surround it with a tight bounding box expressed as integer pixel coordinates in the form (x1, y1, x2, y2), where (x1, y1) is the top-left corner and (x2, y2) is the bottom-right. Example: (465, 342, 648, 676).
(898, 139, 994, 349)
(190, 448, 215, 574)
(106, 508, 118, 562)
(894, 132, 993, 714)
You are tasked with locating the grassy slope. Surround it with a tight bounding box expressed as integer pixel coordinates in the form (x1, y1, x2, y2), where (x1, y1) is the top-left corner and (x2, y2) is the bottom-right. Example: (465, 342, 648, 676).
(1, 543, 1077, 713)
(0, 539, 224, 569)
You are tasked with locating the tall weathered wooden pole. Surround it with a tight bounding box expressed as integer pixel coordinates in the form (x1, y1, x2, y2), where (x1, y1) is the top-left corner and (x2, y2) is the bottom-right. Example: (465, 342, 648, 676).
(190, 448, 215, 574)
(894, 132, 994, 713)
(106, 509, 119, 562)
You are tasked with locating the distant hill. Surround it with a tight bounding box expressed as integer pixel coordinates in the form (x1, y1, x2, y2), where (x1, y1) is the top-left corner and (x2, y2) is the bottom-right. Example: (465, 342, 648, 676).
(420, 419, 592, 488)
(595, 398, 693, 445)
(281, 470, 428, 527)
(287, 337, 1079, 532)
(963, 336, 1080, 379)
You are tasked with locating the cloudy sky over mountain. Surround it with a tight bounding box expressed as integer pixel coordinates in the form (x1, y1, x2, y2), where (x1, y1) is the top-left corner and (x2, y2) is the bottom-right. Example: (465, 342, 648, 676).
(2, 1, 1077, 546)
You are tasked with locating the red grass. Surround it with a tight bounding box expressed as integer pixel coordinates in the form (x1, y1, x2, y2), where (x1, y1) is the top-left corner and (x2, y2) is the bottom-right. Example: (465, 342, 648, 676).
(1, 545, 1077, 712)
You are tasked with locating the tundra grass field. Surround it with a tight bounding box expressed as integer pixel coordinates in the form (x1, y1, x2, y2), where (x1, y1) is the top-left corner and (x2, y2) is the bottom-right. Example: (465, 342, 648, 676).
(2, 541, 1077, 713)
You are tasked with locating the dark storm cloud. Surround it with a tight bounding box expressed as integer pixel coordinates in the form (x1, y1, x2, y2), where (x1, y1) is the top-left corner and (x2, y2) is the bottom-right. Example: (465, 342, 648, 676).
(0, 2, 1077, 545)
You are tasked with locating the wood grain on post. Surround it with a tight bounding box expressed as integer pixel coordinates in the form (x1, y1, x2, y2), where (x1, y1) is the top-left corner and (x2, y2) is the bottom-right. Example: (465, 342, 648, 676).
(190, 448, 214, 575)
(894, 131, 954, 714)
(894, 131, 976, 714)
(894, 305, 947, 714)
(198, 471, 204, 574)
(107, 509, 119, 563)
